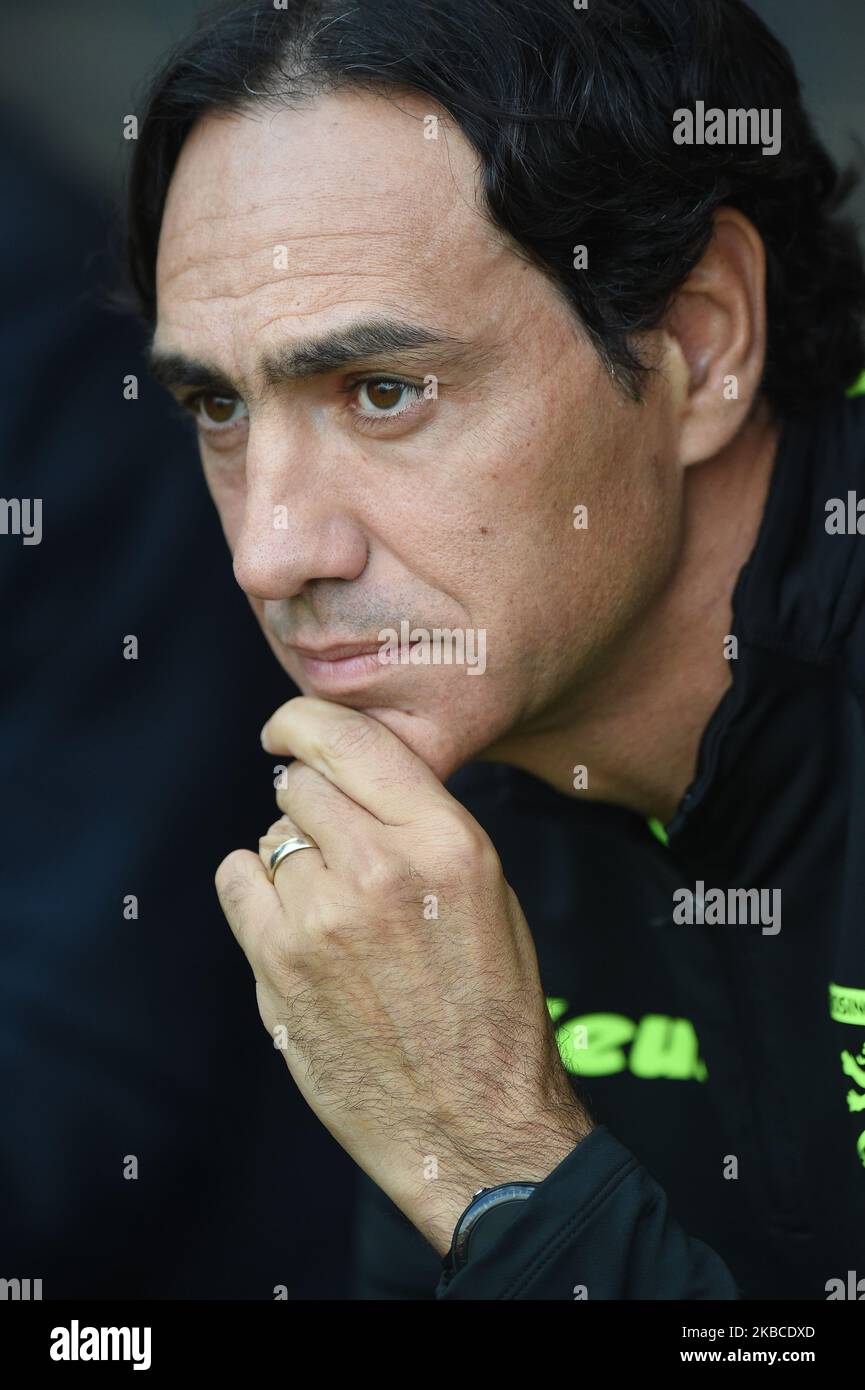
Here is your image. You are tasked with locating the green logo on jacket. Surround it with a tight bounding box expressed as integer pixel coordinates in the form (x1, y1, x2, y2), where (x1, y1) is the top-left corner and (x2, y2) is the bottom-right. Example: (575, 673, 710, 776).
(547, 998, 707, 1081)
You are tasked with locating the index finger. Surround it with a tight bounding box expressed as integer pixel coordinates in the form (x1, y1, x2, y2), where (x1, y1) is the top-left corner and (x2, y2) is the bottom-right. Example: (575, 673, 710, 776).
(260, 696, 453, 826)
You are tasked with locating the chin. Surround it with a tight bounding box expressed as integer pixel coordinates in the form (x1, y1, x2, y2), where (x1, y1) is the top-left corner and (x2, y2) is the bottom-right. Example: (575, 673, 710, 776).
(355, 705, 478, 784)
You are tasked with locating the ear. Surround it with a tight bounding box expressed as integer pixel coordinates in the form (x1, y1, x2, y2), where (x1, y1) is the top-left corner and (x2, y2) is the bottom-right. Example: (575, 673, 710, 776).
(664, 207, 768, 466)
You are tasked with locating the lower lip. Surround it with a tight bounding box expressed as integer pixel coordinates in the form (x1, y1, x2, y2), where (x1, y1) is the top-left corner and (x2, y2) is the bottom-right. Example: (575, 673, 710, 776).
(293, 645, 419, 687)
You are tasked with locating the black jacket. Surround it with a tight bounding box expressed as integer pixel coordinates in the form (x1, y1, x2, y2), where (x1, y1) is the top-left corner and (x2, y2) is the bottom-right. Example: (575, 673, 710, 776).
(353, 390, 865, 1300)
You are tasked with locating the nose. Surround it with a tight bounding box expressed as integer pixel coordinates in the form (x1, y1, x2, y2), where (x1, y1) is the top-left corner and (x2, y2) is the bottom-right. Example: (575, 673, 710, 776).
(231, 425, 369, 600)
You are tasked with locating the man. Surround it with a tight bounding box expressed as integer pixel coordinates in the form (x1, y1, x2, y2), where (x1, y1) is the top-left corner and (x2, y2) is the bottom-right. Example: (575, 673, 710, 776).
(127, 0, 865, 1298)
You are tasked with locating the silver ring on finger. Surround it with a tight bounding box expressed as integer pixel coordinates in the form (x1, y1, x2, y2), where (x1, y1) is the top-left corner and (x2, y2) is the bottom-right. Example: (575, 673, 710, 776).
(268, 835, 319, 882)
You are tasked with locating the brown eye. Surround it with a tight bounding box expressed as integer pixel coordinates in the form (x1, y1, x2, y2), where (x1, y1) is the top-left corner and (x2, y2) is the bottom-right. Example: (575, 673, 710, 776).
(355, 378, 424, 420)
(187, 392, 248, 434)
(364, 381, 404, 410)
(200, 394, 239, 424)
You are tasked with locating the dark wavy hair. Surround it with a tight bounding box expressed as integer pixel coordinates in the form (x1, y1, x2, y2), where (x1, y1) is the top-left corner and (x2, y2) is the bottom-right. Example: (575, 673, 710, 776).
(126, 0, 865, 415)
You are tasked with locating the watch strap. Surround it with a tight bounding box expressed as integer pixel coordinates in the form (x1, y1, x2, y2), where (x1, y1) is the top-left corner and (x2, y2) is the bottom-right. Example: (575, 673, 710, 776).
(442, 1181, 538, 1283)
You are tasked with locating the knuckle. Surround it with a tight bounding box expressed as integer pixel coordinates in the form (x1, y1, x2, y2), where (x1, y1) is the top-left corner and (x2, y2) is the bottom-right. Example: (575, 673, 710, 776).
(437, 813, 500, 873)
(302, 895, 354, 951)
(355, 853, 406, 898)
(215, 849, 252, 902)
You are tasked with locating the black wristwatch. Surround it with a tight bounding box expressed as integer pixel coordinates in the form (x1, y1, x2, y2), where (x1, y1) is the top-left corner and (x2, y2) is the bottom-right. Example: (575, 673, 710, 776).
(442, 1181, 538, 1282)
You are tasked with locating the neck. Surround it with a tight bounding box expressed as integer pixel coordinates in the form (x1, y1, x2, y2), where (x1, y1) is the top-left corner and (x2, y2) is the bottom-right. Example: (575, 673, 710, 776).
(490, 402, 781, 824)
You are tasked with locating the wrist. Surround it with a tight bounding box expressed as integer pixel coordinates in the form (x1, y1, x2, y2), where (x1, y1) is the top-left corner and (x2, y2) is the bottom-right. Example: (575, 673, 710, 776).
(412, 1104, 594, 1257)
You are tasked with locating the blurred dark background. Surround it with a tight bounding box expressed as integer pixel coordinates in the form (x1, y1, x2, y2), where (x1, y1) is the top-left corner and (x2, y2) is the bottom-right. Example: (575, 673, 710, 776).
(1, 0, 863, 1300)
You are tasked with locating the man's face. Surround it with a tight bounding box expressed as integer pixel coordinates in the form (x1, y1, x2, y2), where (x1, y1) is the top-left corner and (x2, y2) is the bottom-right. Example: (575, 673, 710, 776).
(154, 89, 685, 781)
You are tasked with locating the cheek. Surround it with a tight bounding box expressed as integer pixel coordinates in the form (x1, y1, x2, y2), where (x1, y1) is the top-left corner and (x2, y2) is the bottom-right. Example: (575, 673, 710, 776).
(466, 409, 679, 671)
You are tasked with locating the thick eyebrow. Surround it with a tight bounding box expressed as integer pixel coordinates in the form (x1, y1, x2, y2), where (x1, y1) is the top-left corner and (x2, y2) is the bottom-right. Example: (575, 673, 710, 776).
(146, 351, 235, 396)
(147, 317, 494, 398)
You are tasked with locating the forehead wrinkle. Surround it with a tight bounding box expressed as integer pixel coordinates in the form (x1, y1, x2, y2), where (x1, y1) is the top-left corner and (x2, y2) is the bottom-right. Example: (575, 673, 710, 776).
(163, 184, 426, 251)
(161, 187, 458, 279)
(166, 267, 397, 308)
(166, 222, 406, 265)
(158, 226, 413, 306)
(167, 189, 447, 257)
(160, 178, 478, 311)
